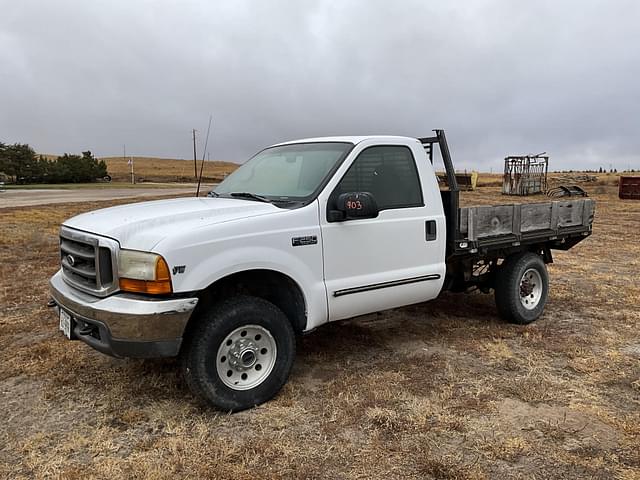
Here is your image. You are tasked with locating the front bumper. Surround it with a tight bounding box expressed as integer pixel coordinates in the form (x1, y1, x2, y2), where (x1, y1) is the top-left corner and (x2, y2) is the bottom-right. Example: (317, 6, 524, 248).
(49, 270, 198, 358)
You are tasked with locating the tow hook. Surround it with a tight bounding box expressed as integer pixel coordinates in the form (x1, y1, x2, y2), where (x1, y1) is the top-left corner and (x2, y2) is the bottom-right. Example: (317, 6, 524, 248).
(77, 325, 94, 336)
(47, 299, 57, 308)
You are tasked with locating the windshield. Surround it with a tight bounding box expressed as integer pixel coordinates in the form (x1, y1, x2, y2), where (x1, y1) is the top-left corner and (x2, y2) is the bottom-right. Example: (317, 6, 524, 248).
(212, 142, 352, 203)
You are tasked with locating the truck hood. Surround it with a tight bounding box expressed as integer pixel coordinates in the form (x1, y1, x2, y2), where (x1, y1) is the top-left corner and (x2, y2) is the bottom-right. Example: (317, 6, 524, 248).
(63, 197, 281, 251)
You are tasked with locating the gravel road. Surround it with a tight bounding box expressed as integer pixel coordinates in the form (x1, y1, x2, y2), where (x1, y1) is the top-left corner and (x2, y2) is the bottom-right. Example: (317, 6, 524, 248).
(0, 187, 204, 208)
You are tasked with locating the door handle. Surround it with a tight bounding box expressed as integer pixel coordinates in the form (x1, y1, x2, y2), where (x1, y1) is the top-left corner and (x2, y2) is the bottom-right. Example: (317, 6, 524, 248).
(425, 220, 437, 241)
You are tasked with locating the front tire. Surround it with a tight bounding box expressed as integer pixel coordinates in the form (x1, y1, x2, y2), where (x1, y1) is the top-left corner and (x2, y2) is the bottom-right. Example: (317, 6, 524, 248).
(494, 252, 549, 324)
(181, 295, 296, 411)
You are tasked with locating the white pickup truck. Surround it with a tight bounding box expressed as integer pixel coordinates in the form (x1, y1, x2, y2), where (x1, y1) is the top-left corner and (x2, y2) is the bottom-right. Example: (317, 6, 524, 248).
(50, 130, 594, 411)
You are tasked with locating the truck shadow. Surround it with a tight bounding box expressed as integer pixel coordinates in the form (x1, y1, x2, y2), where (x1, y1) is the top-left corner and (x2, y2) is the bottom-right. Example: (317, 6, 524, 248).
(297, 290, 500, 359)
(127, 291, 506, 406)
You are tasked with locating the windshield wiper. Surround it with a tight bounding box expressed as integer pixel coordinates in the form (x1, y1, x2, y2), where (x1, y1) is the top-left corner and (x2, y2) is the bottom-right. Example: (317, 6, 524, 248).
(229, 192, 272, 203)
(207, 191, 220, 198)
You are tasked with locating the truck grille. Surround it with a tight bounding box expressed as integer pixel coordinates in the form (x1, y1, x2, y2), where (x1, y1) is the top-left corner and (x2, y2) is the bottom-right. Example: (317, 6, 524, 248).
(59, 227, 119, 296)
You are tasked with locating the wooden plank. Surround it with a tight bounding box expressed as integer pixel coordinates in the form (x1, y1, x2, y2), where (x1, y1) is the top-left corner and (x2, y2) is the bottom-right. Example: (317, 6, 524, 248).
(470, 205, 514, 238)
(459, 207, 468, 235)
(557, 200, 584, 227)
(520, 203, 552, 232)
(468, 208, 476, 241)
(550, 202, 559, 230)
(512, 204, 521, 235)
(582, 199, 594, 226)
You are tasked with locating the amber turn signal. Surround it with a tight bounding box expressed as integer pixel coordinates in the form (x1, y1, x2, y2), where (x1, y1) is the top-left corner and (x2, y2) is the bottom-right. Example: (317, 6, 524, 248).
(119, 256, 172, 294)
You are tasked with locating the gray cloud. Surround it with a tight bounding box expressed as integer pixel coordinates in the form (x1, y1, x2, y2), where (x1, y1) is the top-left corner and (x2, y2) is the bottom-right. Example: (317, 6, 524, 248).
(1, 0, 639, 170)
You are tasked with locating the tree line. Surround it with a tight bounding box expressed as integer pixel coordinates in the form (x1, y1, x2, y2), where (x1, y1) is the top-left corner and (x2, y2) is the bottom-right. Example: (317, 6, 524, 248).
(555, 167, 636, 173)
(0, 142, 108, 184)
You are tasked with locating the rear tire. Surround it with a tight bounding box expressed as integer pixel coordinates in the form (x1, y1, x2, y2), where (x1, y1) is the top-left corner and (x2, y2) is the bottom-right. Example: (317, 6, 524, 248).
(181, 295, 296, 411)
(494, 252, 549, 324)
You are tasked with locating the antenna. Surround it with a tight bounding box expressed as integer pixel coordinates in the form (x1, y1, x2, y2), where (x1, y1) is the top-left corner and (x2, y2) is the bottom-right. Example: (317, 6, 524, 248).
(192, 129, 197, 178)
(196, 115, 213, 197)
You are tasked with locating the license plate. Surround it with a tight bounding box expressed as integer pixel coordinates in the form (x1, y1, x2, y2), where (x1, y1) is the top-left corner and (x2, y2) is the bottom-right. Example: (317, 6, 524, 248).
(59, 309, 72, 339)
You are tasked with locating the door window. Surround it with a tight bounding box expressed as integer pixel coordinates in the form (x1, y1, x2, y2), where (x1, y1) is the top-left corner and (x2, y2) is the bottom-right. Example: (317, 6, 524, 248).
(333, 145, 423, 211)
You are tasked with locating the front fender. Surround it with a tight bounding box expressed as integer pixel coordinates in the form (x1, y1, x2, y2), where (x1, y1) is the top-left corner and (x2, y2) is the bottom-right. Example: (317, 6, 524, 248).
(166, 245, 328, 331)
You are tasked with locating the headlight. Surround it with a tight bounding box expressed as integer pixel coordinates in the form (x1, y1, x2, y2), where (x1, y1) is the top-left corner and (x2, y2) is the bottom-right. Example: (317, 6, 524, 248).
(118, 250, 172, 294)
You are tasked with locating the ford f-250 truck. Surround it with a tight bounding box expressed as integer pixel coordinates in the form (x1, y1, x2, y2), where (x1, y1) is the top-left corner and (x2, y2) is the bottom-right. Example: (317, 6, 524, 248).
(50, 130, 594, 411)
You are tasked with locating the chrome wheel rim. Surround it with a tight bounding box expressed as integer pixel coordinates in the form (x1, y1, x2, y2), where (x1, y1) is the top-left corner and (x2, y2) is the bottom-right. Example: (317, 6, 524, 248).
(519, 268, 543, 310)
(216, 325, 277, 391)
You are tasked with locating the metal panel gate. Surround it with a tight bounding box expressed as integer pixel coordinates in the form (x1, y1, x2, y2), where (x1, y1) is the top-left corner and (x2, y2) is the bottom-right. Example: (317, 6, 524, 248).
(502, 155, 549, 196)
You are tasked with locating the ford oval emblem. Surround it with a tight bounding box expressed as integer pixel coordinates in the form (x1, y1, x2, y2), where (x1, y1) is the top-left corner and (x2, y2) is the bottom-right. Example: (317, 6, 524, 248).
(66, 254, 75, 267)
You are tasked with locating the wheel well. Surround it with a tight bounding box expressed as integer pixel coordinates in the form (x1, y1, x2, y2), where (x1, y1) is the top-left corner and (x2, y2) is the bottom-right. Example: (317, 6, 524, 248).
(444, 245, 551, 292)
(188, 269, 307, 335)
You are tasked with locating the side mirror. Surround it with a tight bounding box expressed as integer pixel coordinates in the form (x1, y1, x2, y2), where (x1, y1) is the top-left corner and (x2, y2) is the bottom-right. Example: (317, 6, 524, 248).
(329, 192, 379, 221)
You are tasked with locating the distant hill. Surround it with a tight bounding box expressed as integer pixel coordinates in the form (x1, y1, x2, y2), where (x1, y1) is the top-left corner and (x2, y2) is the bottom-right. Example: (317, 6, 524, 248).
(101, 156, 238, 183)
(38, 154, 239, 183)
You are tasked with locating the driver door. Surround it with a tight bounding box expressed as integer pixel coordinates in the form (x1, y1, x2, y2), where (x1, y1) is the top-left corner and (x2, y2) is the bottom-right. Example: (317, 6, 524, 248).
(319, 142, 445, 321)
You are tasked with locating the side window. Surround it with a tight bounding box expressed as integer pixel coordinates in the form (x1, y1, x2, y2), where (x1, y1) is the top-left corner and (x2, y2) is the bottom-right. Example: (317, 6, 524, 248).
(334, 145, 423, 211)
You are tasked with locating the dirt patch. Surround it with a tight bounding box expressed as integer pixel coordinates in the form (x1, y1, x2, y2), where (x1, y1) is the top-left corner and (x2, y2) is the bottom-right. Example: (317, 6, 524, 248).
(494, 398, 620, 451)
(622, 344, 640, 358)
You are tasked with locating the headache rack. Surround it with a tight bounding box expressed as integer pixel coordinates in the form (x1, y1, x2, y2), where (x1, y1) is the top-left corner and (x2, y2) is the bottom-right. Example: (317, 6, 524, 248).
(418, 130, 460, 258)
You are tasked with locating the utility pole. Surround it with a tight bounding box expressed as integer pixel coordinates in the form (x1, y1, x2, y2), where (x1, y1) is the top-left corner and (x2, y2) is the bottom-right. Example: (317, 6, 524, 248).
(192, 129, 198, 178)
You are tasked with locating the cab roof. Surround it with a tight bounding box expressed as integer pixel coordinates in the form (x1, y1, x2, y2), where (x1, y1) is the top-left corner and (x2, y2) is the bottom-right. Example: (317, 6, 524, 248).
(271, 135, 421, 147)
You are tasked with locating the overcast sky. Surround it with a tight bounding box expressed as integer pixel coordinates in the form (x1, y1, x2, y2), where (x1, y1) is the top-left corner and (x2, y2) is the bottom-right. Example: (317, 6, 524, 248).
(1, 0, 639, 171)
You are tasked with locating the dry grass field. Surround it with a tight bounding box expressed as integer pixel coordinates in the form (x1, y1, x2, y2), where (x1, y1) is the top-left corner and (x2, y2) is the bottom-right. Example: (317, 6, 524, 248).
(0, 181, 639, 479)
(101, 156, 238, 183)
